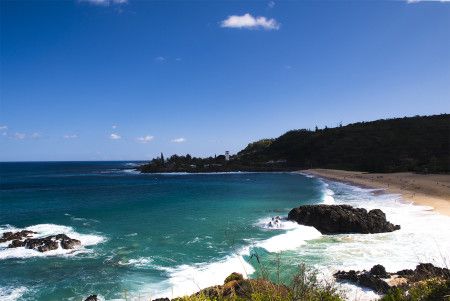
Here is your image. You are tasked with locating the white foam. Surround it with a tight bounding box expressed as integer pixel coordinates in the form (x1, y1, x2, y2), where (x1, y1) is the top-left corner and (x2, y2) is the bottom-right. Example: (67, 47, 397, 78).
(123, 169, 140, 175)
(118, 257, 154, 268)
(147, 251, 254, 299)
(256, 217, 300, 230)
(0, 286, 28, 301)
(0, 224, 105, 260)
(294, 179, 450, 299)
(297, 172, 316, 178)
(256, 225, 322, 252)
(317, 180, 337, 205)
(322, 188, 336, 204)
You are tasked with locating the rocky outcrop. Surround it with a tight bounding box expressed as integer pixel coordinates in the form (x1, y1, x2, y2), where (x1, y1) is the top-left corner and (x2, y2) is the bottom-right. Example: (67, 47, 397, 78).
(4, 232, 81, 252)
(84, 295, 99, 301)
(0, 230, 36, 243)
(287, 204, 400, 234)
(334, 263, 450, 293)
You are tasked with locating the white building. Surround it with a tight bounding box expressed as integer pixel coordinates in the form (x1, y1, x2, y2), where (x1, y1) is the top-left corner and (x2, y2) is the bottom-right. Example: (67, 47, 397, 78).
(225, 151, 230, 161)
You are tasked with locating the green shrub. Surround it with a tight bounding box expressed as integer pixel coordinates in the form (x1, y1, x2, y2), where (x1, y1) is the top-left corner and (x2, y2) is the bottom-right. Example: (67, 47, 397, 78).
(224, 273, 244, 284)
(381, 279, 450, 301)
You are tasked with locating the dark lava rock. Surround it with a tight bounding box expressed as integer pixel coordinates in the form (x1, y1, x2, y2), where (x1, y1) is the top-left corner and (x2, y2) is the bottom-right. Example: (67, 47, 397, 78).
(152, 299, 170, 301)
(287, 204, 400, 234)
(84, 295, 98, 301)
(334, 269, 390, 293)
(334, 263, 450, 294)
(370, 264, 389, 278)
(0, 230, 36, 243)
(8, 239, 26, 248)
(7, 234, 81, 252)
(398, 263, 450, 281)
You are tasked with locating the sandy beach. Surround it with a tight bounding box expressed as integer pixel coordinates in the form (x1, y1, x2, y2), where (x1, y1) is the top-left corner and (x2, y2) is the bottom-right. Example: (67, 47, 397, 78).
(302, 169, 450, 216)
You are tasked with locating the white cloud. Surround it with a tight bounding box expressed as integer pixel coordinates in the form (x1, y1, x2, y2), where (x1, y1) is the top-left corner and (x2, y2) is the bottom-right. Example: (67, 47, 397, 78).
(80, 0, 127, 6)
(14, 133, 26, 140)
(30, 133, 41, 139)
(171, 137, 186, 143)
(407, 0, 450, 2)
(0, 125, 7, 131)
(112, 125, 117, 129)
(220, 13, 280, 30)
(268, 1, 276, 8)
(155, 56, 166, 62)
(110, 133, 121, 140)
(137, 135, 154, 143)
(63, 134, 78, 139)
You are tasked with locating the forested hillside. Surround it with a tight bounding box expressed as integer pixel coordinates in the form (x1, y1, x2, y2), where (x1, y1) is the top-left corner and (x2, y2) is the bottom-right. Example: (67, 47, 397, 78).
(139, 114, 449, 173)
(237, 114, 449, 172)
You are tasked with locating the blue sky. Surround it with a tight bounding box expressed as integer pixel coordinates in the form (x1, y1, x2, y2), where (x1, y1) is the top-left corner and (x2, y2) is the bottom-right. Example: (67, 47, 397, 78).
(1, 0, 449, 161)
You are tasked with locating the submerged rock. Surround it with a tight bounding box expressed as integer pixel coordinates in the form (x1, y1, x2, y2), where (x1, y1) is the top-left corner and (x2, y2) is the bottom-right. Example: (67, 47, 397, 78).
(334, 263, 450, 294)
(287, 204, 400, 234)
(6, 233, 81, 252)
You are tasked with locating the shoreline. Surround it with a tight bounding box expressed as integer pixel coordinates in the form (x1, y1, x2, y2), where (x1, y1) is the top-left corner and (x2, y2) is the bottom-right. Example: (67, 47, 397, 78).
(301, 169, 450, 216)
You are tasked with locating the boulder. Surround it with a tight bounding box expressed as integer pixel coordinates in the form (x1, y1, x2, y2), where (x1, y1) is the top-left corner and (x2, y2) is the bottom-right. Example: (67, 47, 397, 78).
(370, 264, 389, 278)
(84, 295, 98, 301)
(287, 204, 400, 234)
(334, 263, 450, 294)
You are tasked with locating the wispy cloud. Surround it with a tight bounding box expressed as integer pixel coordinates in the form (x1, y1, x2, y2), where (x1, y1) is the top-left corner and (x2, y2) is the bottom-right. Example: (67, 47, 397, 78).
(155, 56, 166, 63)
(14, 133, 26, 140)
(171, 137, 186, 143)
(112, 125, 118, 129)
(30, 133, 41, 139)
(220, 13, 280, 30)
(407, 0, 450, 2)
(0, 125, 7, 131)
(79, 0, 128, 6)
(268, 1, 276, 9)
(63, 134, 78, 139)
(110, 133, 121, 140)
(137, 135, 154, 143)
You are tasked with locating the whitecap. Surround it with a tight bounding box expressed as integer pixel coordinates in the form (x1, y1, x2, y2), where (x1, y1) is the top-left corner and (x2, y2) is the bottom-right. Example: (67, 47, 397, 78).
(146, 251, 254, 299)
(0, 286, 28, 301)
(118, 257, 154, 268)
(256, 225, 322, 252)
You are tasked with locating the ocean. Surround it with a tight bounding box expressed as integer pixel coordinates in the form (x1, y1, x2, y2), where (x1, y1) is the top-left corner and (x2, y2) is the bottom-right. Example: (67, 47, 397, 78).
(1, 162, 449, 301)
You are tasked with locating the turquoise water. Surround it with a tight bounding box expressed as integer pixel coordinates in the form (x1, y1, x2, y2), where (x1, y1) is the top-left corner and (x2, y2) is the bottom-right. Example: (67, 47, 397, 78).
(2, 162, 450, 301)
(0, 162, 326, 300)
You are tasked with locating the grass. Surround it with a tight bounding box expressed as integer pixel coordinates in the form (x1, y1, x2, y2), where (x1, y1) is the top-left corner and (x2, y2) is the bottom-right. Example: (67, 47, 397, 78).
(171, 262, 345, 301)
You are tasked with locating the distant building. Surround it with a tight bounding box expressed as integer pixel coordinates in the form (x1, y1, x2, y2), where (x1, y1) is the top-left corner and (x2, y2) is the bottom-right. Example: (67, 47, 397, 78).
(225, 151, 230, 161)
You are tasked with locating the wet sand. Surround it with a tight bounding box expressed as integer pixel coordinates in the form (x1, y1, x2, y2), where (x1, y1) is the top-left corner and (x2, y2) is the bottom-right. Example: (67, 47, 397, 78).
(301, 169, 450, 216)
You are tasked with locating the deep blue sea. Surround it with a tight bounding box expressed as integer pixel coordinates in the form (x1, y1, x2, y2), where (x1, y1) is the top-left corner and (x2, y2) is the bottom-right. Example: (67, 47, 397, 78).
(1, 162, 449, 301)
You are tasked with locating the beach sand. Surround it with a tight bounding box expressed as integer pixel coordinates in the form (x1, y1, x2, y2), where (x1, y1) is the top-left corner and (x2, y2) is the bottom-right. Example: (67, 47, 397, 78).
(301, 169, 450, 216)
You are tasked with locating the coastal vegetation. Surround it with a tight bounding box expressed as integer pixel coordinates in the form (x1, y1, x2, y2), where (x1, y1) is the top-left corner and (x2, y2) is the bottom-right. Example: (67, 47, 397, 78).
(138, 114, 450, 173)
